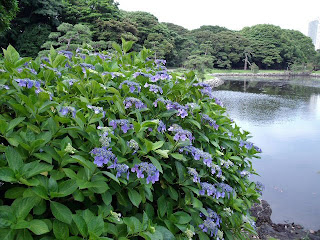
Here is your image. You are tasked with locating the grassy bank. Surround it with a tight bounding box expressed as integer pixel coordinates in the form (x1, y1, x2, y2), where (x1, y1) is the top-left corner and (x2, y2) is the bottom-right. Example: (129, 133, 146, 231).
(170, 68, 320, 80)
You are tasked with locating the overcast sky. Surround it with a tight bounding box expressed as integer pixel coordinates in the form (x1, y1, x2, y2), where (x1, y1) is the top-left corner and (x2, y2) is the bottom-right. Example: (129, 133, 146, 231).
(116, 0, 320, 36)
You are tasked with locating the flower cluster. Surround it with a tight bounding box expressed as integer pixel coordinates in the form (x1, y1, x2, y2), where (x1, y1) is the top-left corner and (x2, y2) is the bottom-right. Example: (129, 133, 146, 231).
(102, 72, 125, 78)
(187, 167, 200, 183)
(201, 114, 219, 130)
(90, 146, 117, 167)
(60, 106, 76, 118)
(168, 124, 194, 142)
(0, 84, 9, 90)
(108, 160, 130, 179)
(131, 162, 160, 184)
(132, 72, 153, 78)
(157, 120, 166, 133)
(109, 119, 133, 133)
(80, 63, 95, 71)
(65, 79, 78, 86)
(97, 128, 112, 147)
(150, 71, 172, 82)
(123, 97, 146, 109)
(58, 50, 73, 59)
(40, 64, 61, 77)
(64, 143, 76, 154)
(127, 139, 139, 154)
(180, 145, 212, 167)
(119, 80, 141, 93)
(199, 209, 223, 239)
(255, 181, 265, 195)
(144, 83, 163, 94)
(154, 98, 189, 118)
(87, 105, 106, 117)
(193, 83, 223, 106)
(15, 78, 41, 90)
(199, 182, 233, 200)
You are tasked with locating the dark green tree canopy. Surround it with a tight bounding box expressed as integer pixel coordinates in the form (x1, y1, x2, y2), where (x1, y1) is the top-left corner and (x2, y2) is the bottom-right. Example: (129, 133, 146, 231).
(0, 0, 19, 31)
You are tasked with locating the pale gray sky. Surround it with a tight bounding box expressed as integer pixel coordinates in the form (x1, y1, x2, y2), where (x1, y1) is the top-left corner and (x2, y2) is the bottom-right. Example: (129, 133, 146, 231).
(116, 0, 320, 36)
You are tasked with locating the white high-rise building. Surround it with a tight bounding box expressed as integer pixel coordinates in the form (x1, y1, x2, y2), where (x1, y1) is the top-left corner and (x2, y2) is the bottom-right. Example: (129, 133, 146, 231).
(308, 19, 320, 50)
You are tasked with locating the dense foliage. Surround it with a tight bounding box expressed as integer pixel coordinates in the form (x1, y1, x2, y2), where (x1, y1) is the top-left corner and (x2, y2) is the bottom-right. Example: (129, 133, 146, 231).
(0, 42, 263, 239)
(0, 0, 18, 32)
(0, 0, 317, 69)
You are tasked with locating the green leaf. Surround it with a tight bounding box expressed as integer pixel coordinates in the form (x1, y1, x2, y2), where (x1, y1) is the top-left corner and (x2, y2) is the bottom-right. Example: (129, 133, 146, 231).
(102, 171, 120, 184)
(0, 168, 16, 182)
(28, 219, 50, 235)
(21, 162, 53, 179)
(13, 197, 37, 220)
(112, 42, 122, 54)
(147, 156, 163, 173)
(50, 201, 72, 224)
(155, 226, 175, 240)
(123, 217, 142, 234)
(7, 117, 25, 132)
(5, 147, 23, 172)
(157, 196, 167, 217)
(57, 179, 78, 197)
(72, 214, 88, 237)
(0, 119, 8, 134)
(0, 228, 15, 240)
(154, 149, 169, 158)
(128, 189, 142, 207)
(16, 229, 33, 240)
(168, 186, 178, 201)
(152, 141, 164, 150)
(170, 153, 186, 161)
(53, 220, 69, 239)
(173, 211, 191, 224)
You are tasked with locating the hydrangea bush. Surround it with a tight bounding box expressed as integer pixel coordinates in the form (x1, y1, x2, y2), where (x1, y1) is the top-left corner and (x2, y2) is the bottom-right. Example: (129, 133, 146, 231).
(0, 41, 262, 240)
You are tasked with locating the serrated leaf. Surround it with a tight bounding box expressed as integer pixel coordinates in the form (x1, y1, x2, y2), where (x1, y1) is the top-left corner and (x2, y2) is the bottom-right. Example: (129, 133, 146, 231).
(50, 201, 72, 224)
(128, 189, 142, 207)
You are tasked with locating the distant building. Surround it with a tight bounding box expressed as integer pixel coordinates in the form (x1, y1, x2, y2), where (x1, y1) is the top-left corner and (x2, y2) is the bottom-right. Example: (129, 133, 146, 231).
(308, 19, 320, 50)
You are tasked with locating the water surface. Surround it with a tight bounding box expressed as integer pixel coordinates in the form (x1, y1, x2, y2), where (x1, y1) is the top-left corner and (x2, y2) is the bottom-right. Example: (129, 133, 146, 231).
(215, 78, 320, 230)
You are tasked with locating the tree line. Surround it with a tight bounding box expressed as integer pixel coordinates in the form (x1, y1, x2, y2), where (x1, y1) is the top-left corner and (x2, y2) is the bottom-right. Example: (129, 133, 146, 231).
(1, 0, 320, 70)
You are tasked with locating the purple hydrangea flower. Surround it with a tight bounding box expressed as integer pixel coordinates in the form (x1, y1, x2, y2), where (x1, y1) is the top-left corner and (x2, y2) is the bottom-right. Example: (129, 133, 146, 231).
(123, 97, 147, 109)
(80, 63, 95, 73)
(58, 50, 73, 59)
(180, 145, 212, 167)
(108, 159, 129, 179)
(67, 79, 78, 86)
(102, 72, 125, 78)
(60, 106, 76, 118)
(144, 83, 163, 94)
(127, 139, 139, 154)
(0, 84, 9, 90)
(26, 68, 38, 75)
(201, 114, 219, 130)
(199, 209, 222, 238)
(168, 124, 194, 142)
(131, 162, 160, 184)
(150, 71, 172, 82)
(154, 98, 189, 118)
(240, 170, 250, 177)
(90, 146, 117, 167)
(187, 167, 200, 183)
(255, 181, 265, 195)
(132, 72, 153, 78)
(109, 119, 133, 133)
(119, 80, 141, 93)
(217, 182, 233, 198)
(254, 145, 262, 153)
(157, 120, 166, 133)
(87, 105, 106, 117)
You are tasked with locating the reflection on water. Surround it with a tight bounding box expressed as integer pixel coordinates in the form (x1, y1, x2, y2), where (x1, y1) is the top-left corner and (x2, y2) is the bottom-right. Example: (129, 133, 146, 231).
(215, 78, 320, 230)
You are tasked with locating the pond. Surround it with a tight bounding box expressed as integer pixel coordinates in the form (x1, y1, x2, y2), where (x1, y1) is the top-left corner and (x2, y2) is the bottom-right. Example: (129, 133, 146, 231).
(215, 77, 320, 230)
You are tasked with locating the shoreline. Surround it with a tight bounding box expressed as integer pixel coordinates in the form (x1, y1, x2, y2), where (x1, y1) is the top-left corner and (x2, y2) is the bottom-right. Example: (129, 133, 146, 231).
(250, 200, 320, 240)
(211, 72, 320, 78)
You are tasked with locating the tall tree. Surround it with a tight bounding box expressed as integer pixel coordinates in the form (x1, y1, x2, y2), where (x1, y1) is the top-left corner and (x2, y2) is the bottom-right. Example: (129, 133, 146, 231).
(0, 0, 18, 32)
